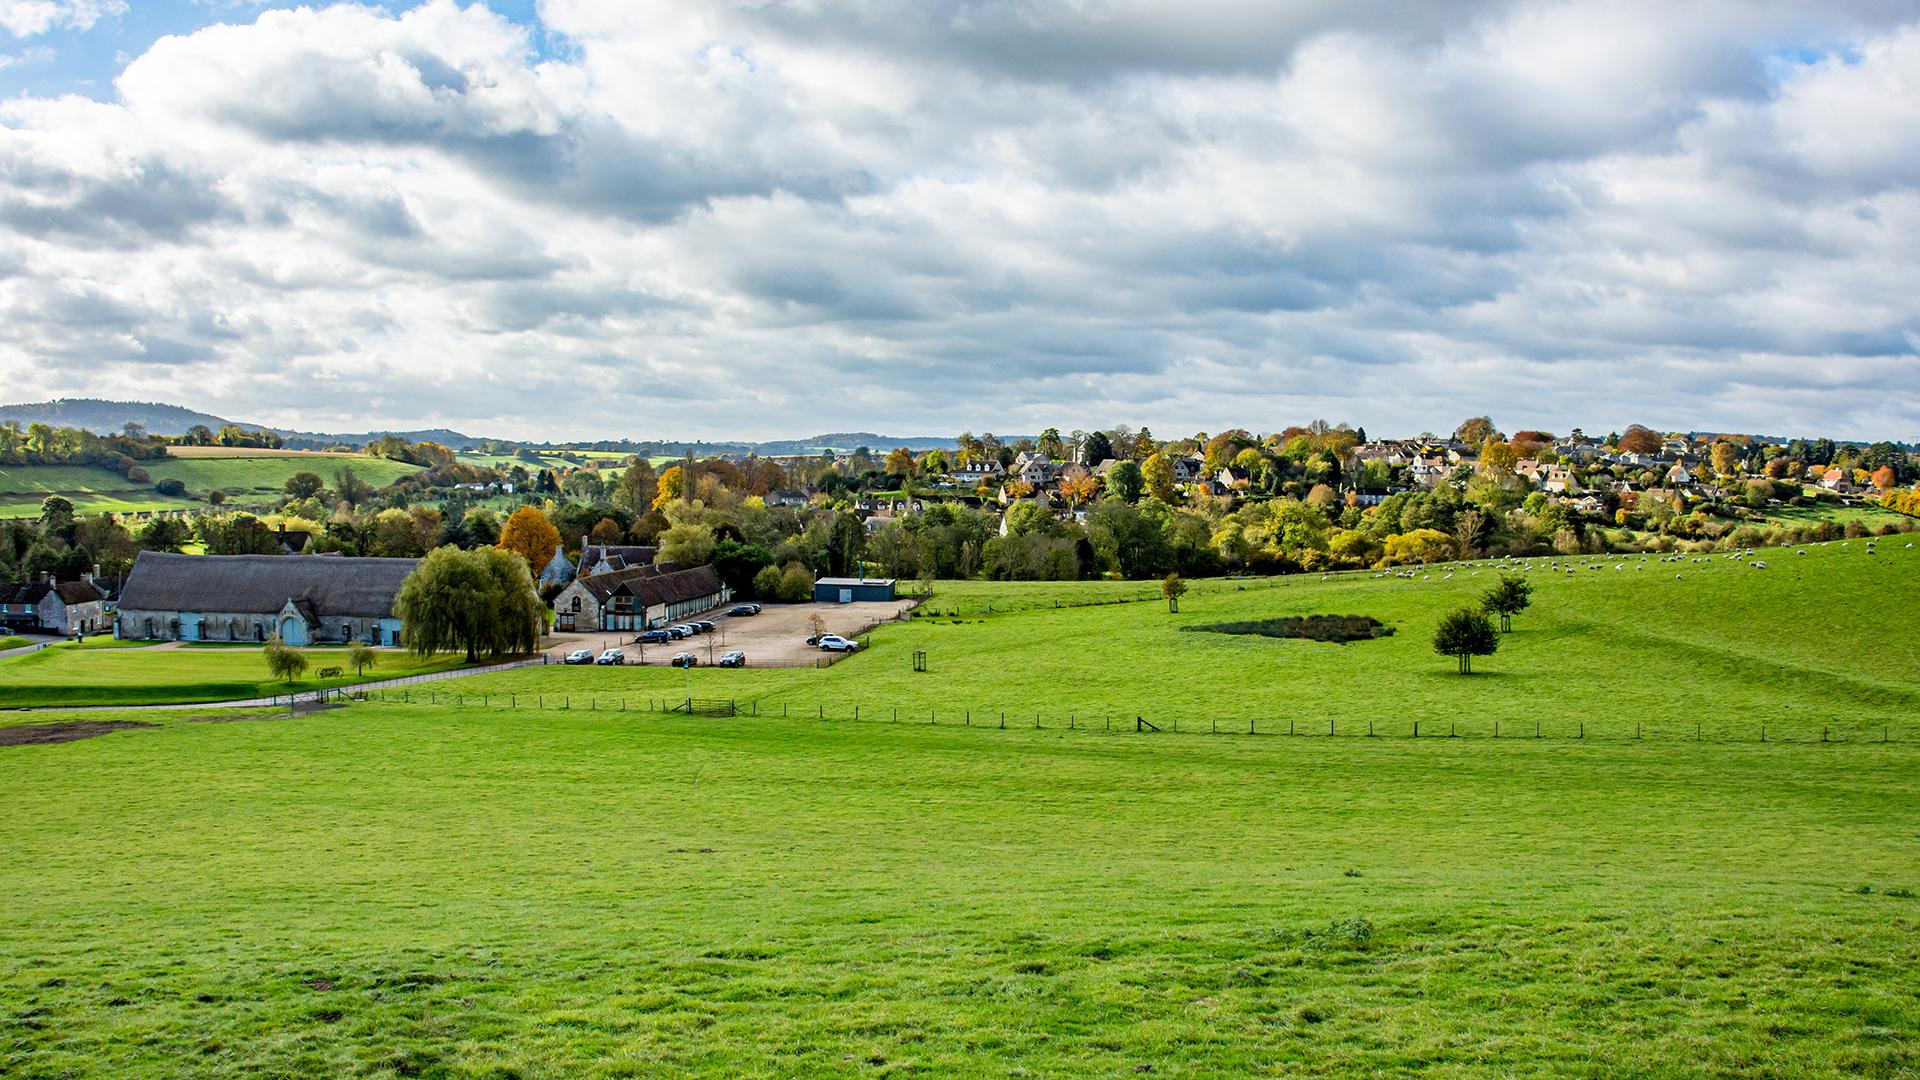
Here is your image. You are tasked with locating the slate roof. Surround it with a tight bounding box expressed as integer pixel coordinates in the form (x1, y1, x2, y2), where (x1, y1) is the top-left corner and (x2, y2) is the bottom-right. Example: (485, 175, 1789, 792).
(576, 544, 658, 574)
(118, 551, 416, 618)
(581, 564, 724, 608)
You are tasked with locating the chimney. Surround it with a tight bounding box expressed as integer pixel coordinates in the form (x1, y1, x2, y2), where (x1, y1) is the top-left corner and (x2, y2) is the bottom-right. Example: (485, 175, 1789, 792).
(85, 564, 99, 585)
(41, 571, 52, 584)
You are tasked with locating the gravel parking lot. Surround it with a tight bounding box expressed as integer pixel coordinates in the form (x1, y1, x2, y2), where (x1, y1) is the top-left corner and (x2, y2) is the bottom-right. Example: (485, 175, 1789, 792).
(543, 599, 918, 666)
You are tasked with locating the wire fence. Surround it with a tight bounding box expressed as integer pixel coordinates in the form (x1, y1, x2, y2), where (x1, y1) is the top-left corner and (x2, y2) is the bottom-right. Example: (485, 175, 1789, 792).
(331, 687, 1914, 745)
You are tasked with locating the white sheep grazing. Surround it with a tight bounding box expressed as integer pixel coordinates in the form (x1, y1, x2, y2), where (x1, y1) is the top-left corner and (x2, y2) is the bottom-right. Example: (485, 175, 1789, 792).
(1676, 574, 1683, 580)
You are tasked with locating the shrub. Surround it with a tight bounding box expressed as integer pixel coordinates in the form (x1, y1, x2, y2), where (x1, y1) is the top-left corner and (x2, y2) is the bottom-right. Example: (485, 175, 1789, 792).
(776, 562, 815, 603)
(155, 478, 187, 496)
(125, 466, 150, 484)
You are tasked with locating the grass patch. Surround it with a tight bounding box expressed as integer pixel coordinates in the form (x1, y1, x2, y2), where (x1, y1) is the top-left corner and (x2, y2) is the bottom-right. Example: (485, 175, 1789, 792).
(1184, 613, 1394, 643)
(0, 706, 1916, 1075)
(0, 646, 465, 707)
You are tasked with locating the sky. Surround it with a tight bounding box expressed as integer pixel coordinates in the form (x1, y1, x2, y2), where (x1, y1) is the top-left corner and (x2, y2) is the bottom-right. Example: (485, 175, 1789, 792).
(0, 1, 1916, 443)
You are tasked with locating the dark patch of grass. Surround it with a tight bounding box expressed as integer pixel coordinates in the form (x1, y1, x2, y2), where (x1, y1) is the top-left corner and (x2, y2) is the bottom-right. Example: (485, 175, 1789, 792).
(1183, 614, 1393, 643)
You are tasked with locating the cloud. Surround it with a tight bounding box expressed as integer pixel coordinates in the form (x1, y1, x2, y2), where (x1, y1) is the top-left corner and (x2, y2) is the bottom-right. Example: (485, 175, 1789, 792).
(0, 0, 124, 39)
(0, 0, 1916, 440)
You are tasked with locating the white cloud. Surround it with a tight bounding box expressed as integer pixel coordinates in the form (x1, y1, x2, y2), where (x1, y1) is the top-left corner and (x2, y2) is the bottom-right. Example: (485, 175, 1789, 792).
(0, 0, 124, 39)
(0, 0, 1916, 440)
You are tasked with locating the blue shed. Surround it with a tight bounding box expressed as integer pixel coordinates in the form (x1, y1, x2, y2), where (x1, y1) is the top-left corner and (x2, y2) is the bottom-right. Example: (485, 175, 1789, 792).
(814, 577, 897, 604)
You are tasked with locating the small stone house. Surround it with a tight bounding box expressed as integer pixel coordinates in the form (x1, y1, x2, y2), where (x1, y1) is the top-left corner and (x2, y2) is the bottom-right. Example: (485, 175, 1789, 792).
(0, 575, 108, 636)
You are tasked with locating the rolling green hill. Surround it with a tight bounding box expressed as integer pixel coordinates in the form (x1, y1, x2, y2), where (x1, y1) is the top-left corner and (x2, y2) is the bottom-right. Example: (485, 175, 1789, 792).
(0, 453, 423, 517)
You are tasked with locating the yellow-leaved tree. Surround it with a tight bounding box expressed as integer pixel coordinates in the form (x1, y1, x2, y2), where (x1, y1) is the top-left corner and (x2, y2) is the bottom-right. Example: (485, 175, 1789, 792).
(497, 506, 561, 571)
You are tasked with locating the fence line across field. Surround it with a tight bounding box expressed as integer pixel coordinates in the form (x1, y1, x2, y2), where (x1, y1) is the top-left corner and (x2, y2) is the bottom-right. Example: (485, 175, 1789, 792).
(334, 687, 1909, 745)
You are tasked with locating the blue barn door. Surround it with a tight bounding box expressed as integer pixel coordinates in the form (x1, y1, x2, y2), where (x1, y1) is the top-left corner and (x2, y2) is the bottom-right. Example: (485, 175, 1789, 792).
(178, 612, 201, 641)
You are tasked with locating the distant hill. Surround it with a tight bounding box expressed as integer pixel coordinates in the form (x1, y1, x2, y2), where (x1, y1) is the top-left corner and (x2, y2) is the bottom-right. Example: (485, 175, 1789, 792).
(0, 399, 991, 456)
(0, 399, 490, 450)
(0, 399, 268, 437)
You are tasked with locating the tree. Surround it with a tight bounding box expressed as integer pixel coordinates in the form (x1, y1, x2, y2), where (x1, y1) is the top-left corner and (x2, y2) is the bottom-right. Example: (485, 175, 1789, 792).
(285, 471, 325, 501)
(589, 517, 624, 546)
(264, 638, 309, 684)
(1162, 572, 1187, 613)
(613, 458, 659, 515)
(333, 465, 372, 509)
(40, 495, 77, 541)
(394, 545, 543, 663)
(780, 562, 816, 603)
(1481, 574, 1534, 632)
(1079, 430, 1114, 465)
(347, 642, 377, 678)
(1710, 440, 1740, 477)
(885, 447, 915, 476)
(1871, 465, 1896, 491)
(1433, 607, 1498, 674)
(1141, 452, 1176, 502)
(1618, 425, 1662, 456)
(653, 465, 686, 510)
(1454, 417, 1497, 445)
(137, 516, 191, 553)
(497, 506, 561, 571)
(1105, 459, 1144, 502)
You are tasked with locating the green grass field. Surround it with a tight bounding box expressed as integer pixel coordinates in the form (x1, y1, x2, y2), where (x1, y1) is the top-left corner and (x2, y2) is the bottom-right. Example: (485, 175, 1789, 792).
(0, 644, 465, 707)
(462, 540, 1920, 742)
(0, 454, 422, 518)
(0, 540, 1915, 1075)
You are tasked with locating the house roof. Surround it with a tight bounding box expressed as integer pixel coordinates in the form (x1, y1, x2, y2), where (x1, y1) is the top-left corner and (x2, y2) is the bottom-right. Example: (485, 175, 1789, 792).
(54, 580, 104, 604)
(577, 544, 657, 573)
(579, 563, 724, 608)
(574, 562, 719, 606)
(815, 577, 896, 587)
(118, 551, 417, 618)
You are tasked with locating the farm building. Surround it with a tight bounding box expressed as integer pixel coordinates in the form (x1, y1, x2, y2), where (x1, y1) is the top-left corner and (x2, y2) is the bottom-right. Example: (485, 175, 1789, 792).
(0, 574, 108, 636)
(814, 577, 897, 603)
(115, 551, 415, 645)
(550, 564, 729, 633)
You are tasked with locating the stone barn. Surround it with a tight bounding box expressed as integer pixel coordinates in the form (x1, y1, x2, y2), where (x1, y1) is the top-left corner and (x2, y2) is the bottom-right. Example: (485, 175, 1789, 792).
(116, 551, 416, 645)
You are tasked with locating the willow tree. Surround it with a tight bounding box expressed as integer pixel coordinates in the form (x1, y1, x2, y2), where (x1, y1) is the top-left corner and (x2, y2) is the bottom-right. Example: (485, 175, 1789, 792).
(395, 546, 543, 663)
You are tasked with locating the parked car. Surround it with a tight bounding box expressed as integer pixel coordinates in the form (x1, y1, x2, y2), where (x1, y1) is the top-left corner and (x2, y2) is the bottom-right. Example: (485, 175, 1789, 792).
(671, 651, 699, 667)
(563, 649, 594, 665)
(636, 629, 673, 645)
(817, 634, 860, 652)
(804, 634, 823, 646)
(595, 649, 624, 665)
(691, 620, 717, 633)
(669, 624, 698, 637)
(728, 605, 759, 617)
(663, 626, 690, 639)
(718, 650, 746, 667)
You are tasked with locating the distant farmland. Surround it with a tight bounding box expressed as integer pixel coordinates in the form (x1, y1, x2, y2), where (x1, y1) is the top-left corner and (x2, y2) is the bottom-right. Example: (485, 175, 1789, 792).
(0, 451, 422, 517)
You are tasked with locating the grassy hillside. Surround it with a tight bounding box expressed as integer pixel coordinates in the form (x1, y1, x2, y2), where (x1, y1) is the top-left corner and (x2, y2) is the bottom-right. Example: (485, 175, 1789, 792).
(0, 643, 463, 707)
(465, 540, 1920, 742)
(0, 538, 1912, 1075)
(1, 703, 1915, 1076)
(0, 452, 421, 517)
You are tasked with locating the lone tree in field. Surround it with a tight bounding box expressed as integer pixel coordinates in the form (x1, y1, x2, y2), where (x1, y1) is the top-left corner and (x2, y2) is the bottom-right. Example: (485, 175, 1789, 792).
(1433, 607, 1498, 674)
(1481, 573, 1534, 632)
(264, 638, 308, 684)
(395, 546, 543, 663)
(347, 642, 377, 678)
(1162, 572, 1187, 613)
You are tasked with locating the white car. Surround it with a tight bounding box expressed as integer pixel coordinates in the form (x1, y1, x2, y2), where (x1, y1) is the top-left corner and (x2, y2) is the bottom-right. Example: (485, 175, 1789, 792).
(817, 634, 860, 652)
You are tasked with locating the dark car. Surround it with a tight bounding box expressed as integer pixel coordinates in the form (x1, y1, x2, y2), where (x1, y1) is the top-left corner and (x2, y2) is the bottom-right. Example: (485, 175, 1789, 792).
(636, 629, 673, 645)
(718, 650, 746, 667)
(691, 620, 717, 633)
(728, 606, 758, 617)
